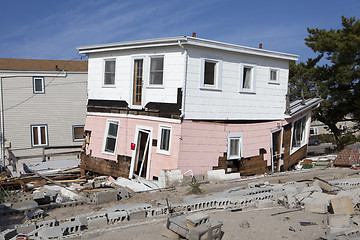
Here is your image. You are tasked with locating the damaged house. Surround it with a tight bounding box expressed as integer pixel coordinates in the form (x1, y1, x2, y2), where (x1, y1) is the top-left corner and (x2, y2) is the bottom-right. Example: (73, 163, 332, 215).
(77, 36, 321, 180)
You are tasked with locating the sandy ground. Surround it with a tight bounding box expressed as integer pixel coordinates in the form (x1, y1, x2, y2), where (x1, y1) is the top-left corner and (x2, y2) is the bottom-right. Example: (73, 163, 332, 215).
(2, 167, 358, 239)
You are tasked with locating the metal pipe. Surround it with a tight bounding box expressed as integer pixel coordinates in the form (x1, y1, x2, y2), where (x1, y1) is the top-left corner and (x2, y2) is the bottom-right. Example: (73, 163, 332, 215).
(178, 39, 188, 120)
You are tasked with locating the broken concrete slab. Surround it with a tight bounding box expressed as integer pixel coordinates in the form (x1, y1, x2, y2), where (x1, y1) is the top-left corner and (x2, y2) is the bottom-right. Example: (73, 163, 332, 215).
(330, 196, 355, 215)
(158, 169, 183, 188)
(113, 177, 152, 192)
(328, 214, 351, 228)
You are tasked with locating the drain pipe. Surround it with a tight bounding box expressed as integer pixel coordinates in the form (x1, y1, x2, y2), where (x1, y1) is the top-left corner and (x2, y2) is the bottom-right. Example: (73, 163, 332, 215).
(178, 39, 188, 120)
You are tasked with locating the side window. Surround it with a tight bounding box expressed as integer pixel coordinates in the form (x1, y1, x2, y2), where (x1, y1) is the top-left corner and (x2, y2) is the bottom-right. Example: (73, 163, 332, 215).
(149, 56, 164, 85)
(73, 125, 85, 142)
(309, 127, 318, 136)
(269, 68, 280, 84)
(104, 59, 116, 86)
(31, 124, 48, 147)
(33, 77, 45, 94)
(157, 125, 171, 155)
(227, 134, 243, 160)
(103, 120, 119, 154)
(240, 64, 256, 93)
(291, 115, 308, 149)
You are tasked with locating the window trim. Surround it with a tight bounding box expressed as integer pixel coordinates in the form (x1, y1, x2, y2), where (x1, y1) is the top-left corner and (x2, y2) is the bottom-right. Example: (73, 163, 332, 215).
(33, 77, 45, 94)
(148, 55, 164, 86)
(103, 58, 116, 87)
(290, 114, 310, 154)
(102, 119, 120, 155)
(200, 58, 222, 91)
(157, 125, 172, 155)
(72, 125, 85, 142)
(268, 68, 280, 85)
(227, 133, 243, 160)
(239, 63, 256, 93)
(30, 124, 48, 147)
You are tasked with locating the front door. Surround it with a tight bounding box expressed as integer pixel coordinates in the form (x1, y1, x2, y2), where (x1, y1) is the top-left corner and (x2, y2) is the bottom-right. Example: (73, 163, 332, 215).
(133, 59, 143, 106)
(271, 129, 283, 172)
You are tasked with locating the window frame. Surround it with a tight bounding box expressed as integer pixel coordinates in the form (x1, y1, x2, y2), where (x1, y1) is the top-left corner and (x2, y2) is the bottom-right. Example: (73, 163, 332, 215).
(148, 55, 164, 87)
(103, 58, 116, 87)
(268, 68, 280, 84)
(72, 125, 85, 142)
(239, 63, 256, 93)
(33, 77, 45, 94)
(30, 124, 48, 147)
(102, 119, 120, 155)
(309, 127, 318, 136)
(227, 133, 243, 160)
(200, 58, 222, 91)
(157, 125, 172, 155)
(290, 114, 309, 153)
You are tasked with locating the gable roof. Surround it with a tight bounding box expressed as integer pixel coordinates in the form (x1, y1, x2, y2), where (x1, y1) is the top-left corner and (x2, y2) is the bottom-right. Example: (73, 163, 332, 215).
(0, 58, 88, 72)
(77, 36, 298, 61)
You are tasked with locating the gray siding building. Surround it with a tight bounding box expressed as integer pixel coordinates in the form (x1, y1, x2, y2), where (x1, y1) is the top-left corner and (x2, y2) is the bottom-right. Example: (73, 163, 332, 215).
(0, 58, 88, 170)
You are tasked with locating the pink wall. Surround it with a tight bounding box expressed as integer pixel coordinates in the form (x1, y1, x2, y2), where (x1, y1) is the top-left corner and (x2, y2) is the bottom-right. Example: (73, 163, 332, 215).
(177, 120, 282, 175)
(85, 115, 181, 179)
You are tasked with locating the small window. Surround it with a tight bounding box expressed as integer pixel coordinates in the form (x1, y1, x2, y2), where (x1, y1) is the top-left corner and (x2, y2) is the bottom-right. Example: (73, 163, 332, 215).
(292, 115, 308, 149)
(309, 127, 318, 136)
(157, 125, 172, 155)
(149, 56, 164, 85)
(103, 120, 119, 154)
(33, 77, 45, 93)
(227, 134, 243, 160)
(104, 59, 116, 85)
(31, 124, 48, 147)
(204, 61, 216, 86)
(241, 66, 253, 90)
(73, 125, 85, 142)
(269, 69, 279, 84)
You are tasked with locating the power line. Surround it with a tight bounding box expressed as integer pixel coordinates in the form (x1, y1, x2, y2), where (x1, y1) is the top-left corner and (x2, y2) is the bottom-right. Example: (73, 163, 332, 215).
(3, 55, 86, 112)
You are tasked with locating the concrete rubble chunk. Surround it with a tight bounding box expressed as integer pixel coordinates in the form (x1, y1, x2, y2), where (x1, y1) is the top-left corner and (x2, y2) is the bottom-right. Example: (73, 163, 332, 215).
(0, 228, 17, 240)
(159, 169, 183, 188)
(87, 213, 108, 228)
(328, 214, 351, 228)
(186, 213, 209, 228)
(330, 196, 355, 215)
(90, 190, 117, 204)
(38, 226, 63, 239)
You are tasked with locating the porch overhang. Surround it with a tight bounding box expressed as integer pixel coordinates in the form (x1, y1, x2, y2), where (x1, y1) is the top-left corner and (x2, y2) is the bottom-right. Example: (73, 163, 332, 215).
(285, 97, 323, 119)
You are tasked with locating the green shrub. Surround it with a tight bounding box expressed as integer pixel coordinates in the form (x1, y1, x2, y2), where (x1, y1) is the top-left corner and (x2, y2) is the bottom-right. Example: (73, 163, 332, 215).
(187, 178, 204, 195)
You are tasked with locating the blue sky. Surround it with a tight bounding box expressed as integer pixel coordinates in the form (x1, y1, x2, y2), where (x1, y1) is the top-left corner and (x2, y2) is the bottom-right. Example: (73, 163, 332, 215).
(1, 0, 359, 63)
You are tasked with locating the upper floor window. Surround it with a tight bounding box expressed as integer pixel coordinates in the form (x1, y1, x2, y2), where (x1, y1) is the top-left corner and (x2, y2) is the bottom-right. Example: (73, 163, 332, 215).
(269, 68, 280, 84)
(149, 56, 164, 85)
(200, 58, 222, 90)
(309, 127, 318, 136)
(240, 64, 256, 93)
(104, 59, 116, 86)
(31, 124, 48, 147)
(33, 77, 45, 94)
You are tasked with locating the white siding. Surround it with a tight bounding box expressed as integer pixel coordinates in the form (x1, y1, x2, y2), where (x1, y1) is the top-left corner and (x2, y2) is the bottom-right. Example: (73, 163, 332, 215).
(0, 72, 87, 157)
(87, 47, 185, 106)
(183, 46, 289, 120)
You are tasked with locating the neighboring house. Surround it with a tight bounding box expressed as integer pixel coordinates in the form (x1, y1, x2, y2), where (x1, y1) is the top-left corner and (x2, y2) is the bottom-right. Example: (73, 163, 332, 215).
(0, 58, 88, 170)
(310, 120, 359, 136)
(77, 36, 321, 179)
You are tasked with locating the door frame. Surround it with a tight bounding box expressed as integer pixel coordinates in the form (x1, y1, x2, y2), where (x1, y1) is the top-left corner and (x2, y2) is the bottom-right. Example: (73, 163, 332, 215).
(270, 128, 283, 173)
(129, 125, 153, 180)
(130, 56, 147, 109)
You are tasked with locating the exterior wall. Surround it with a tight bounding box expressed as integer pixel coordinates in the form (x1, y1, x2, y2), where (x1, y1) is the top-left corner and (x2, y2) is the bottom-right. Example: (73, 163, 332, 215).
(87, 47, 185, 107)
(85, 114, 181, 179)
(183, 46, 289, 120)
(1, 72, 87, 158)
(177, 120, 282, 175)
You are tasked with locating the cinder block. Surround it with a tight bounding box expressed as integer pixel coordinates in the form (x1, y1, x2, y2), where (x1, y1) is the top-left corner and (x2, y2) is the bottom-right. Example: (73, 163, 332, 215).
(60, 220, 82, 235)
(186, 213, 209, 228)
(38, 226, 63, 239)
(328, 214, 350, 228)
(127, 209, 146, 220)
(187, 219, 223, 240)
(87, 213, 108, 228)
(117, 188, 129, 200)
(0, 228, 17, 240)
(90, 190, 117, 204)
(24, 208, 44, 220)
(159, 169, 183, 188)
(107, 211, 128, 224)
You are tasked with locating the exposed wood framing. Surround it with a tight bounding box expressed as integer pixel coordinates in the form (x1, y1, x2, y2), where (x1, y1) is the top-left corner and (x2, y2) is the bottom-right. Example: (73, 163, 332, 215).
(80, 153, 131, 178)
